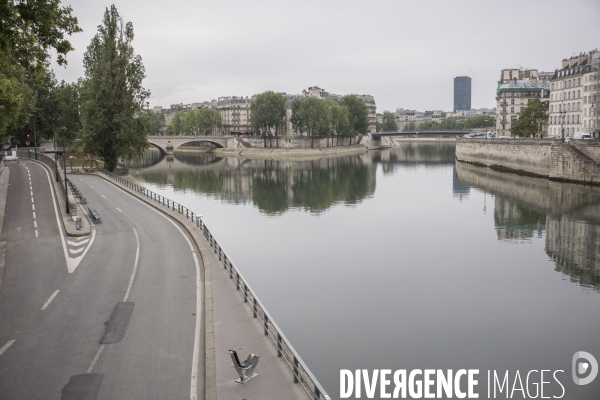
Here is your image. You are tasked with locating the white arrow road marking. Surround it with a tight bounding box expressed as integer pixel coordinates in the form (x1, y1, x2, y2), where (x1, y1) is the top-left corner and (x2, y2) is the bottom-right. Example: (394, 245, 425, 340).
(69, 247, 85, 255)
(39, 162, 96, 273)
(65, 229, 96, 272)
(67, 238, 90, 247)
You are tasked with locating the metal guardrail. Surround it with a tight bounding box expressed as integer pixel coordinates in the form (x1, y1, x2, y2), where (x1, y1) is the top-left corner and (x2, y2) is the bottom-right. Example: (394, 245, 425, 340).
(96, 168, 331, 400)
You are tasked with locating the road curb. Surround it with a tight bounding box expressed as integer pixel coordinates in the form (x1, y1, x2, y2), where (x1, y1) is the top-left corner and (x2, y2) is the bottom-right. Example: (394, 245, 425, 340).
(18, 157, 93, 237)
(0, 166, 10, 289)
(90, 172, 217, 400)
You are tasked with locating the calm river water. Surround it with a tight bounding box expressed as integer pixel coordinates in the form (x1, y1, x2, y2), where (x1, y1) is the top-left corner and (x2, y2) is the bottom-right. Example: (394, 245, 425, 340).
(128, 142, 600, 399)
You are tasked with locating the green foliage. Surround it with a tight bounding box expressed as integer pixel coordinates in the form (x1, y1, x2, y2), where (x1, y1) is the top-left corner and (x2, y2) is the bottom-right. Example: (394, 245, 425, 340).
(141, 110, 166, 136)
(250, 91, 287, 137)
(166, 112, 183, 136)
(327, 100, 352, 137)
(510, 100, 548, 138)
(403, 122, 416, 131)
(54, 80, 82, 140)
(381, 111, 398, 132)
(0, 72, 33, 139)
(339, 95, 369, 136)
(182, 108, 221, 136)
(402, 116, 496, 132)
(464, 115, 495, 129)
(290, 97, 331, 145)
(80, 5, 150, 172)
(165, 109, 221, 136)
(0, 0, 81, 74)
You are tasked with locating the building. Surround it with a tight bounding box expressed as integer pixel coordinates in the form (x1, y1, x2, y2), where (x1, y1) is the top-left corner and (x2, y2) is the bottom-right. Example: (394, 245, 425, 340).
(216, 96, 254, 135)
(495, 68, 551, 136)
(395, 107, 495, 131)
(454, 76, 472, 111)
(548, 49, 600, 138)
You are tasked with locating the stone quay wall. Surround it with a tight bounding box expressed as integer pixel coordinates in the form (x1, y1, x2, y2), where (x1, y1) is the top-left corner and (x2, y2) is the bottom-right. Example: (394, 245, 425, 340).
(456, 138, 600, 185)
(455, 138, 552, 177)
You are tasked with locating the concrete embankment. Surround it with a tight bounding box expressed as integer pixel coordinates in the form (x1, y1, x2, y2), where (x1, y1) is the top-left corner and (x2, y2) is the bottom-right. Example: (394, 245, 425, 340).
(455, 138, 600, 185)
(212, 144, 368, 159)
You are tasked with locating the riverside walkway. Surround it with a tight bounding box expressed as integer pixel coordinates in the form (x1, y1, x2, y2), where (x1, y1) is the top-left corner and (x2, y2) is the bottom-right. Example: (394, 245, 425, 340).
(0, 156, 328, 399)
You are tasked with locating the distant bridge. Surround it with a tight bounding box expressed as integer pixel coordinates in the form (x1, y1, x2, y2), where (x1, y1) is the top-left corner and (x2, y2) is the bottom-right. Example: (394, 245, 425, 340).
(372, 131, 474, 138)
(147, 135, 238, 154)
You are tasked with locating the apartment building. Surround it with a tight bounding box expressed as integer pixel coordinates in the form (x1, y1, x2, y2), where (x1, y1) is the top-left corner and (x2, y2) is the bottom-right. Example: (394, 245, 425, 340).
(216, 96, 253, 135)
(549, 49, 600, 138)
(495, 68, 551, 136)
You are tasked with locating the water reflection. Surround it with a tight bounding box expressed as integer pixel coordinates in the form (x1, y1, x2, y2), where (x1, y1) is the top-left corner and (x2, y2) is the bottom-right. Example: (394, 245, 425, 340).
(129, 151, 377, 215)
(127, 142, 457, 215)
(456, 161, 600, 291)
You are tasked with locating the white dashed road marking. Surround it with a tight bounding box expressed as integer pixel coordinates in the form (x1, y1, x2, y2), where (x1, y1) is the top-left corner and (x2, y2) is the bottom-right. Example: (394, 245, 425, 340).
(116, 208, 122, 213)
(41, 290, 60, 310)
(0, 340, 15, 357)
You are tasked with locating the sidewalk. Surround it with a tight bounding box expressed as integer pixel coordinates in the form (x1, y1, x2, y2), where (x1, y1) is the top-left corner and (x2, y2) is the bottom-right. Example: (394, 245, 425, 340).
(92, 171, 321, 400)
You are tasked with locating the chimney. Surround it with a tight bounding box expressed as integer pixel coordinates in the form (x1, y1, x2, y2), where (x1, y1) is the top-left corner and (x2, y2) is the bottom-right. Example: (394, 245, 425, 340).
(562, 59, 569, 69)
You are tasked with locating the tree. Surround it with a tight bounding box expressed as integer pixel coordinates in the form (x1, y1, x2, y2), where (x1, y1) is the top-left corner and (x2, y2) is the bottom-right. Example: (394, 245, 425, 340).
(403, 122, 416, 131)
(141, 110, 166, 135)
(0, 0, 81, 141)
(0, 0, 81, 75)
(464, 115, 495, 130)
(166, 112, 183, 136)
(250, 91, 287, 147)
(510, 100, 547, 138)
(290, 97, 331, 148)
(339, 95, 369, 143)
(381, 111, 398, 132)
(0, 72, 34, 139)
(80, 5, 150, 172)
(181, 108, 221, 136)
(326, 100, 351, 146)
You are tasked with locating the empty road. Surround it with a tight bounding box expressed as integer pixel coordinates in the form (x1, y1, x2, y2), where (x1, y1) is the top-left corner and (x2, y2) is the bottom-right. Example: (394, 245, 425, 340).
(0, 161, 203, 399)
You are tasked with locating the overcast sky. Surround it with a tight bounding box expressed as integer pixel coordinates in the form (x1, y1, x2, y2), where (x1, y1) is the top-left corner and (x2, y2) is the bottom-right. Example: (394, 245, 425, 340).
(52, 0, 600, 113)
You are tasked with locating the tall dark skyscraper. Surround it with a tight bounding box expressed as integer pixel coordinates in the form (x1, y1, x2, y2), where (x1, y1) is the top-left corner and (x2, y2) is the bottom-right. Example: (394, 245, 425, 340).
(454, 76, 471, 111)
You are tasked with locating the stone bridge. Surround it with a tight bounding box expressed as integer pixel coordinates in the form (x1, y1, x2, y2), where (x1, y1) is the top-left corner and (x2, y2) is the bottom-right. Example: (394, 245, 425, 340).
(147, 135, 238, 154)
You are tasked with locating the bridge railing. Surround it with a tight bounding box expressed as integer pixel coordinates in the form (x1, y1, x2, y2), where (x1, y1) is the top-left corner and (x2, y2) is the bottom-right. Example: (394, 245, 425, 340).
(96, 168, 331, 400)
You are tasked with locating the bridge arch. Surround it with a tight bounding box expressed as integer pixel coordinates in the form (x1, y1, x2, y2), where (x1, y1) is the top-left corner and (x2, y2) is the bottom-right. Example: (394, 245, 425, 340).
(179, 139, 225, 149)
(147, 136, 228, 154)
(148, 142, 167, 154)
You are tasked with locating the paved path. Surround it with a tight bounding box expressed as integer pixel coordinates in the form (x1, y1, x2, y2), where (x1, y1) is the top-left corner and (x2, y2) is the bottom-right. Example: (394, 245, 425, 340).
(0, 161, 203, 399)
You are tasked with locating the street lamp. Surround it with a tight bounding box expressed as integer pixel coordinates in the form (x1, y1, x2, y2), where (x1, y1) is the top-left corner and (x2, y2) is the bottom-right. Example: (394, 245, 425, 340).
(52, 125, 63, 182)
(559, 109, 566, 141)
(61, 126, 69, 214)
(29, 119, 38, 160)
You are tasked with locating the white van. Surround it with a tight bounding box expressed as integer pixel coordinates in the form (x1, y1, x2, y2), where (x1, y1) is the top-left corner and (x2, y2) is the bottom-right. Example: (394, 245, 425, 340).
(573, 132, 592, 139)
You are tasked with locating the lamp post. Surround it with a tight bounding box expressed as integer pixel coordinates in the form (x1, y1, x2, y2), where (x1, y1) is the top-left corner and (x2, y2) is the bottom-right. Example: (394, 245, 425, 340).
(32, 119, 37, 160)
(52, 125, 63, 181)
(62, 127, 69, 214)
(559, 109, 566, 141)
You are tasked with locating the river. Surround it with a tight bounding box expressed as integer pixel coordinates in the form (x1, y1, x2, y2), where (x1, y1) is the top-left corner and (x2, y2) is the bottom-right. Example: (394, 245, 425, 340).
(127, 142, 600, 399)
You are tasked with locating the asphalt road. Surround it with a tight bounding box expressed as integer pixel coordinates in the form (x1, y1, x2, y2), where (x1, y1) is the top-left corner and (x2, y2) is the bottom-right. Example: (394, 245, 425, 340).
(0, 163, 203, 399)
